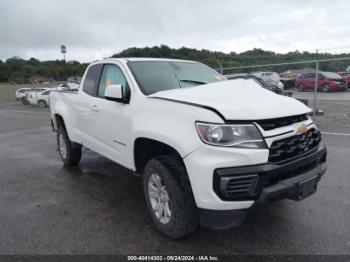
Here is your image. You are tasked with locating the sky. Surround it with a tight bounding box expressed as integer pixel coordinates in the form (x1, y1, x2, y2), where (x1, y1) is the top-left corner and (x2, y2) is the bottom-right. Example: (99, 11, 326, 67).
(0, 0, 349, 62)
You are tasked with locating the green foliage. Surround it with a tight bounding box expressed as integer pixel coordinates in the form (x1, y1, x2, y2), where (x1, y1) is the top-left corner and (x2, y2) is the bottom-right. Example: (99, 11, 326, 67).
(0, 57, 87, 84)
(113, 46, 350, 73)
(1, 46, 350, 83)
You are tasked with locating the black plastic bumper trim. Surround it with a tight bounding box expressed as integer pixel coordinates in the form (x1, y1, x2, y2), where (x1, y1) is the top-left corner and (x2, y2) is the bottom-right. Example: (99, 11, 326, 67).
(213, 144, 327, 201)
(202, 147, 327, 229)
(200, 162, 326, 230)
(256, 163, 326, 204)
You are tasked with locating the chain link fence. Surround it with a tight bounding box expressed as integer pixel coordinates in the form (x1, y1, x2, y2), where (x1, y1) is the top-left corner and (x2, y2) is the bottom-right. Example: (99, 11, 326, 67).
(214, 58, 350, 130)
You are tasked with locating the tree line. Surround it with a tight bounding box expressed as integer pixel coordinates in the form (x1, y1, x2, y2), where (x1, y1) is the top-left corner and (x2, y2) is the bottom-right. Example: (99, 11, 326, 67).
(1, 45, 349, 83)
(0, 58, 87, 84)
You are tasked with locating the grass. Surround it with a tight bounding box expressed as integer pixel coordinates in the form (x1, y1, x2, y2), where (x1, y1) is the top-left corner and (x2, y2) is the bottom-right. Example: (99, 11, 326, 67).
(0, 83, 22, 104)
(0, 82, 66, 104)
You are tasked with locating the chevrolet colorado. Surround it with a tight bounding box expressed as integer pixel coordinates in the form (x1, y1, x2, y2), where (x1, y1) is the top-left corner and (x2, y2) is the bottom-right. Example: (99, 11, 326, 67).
(50, 58, 327, 238)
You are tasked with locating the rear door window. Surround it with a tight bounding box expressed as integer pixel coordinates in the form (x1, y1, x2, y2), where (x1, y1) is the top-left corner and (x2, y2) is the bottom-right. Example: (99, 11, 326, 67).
(83, 64, 103, 96)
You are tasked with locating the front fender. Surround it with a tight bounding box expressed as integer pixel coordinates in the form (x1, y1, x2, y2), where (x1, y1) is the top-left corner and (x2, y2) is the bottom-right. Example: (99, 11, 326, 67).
(130, 97, 223, 160)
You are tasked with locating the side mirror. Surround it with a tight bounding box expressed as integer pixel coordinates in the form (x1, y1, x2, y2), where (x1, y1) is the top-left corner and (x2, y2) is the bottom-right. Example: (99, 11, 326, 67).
(104, 84, 128, 103)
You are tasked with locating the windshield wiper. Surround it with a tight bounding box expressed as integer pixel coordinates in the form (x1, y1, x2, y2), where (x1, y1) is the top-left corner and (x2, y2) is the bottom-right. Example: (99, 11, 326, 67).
(179, 79, 208, 85)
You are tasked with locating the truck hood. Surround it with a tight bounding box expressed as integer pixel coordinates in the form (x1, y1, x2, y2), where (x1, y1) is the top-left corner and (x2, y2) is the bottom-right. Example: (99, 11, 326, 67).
(149, 79, 311, 120)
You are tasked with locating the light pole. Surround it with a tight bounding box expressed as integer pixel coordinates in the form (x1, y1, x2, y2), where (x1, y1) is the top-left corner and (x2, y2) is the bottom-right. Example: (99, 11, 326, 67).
(60, 44, 67, 62)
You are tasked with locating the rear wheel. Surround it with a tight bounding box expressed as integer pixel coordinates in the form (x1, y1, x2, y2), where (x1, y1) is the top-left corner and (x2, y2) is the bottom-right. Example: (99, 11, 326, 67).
(38, 100, 47, 108)
(57, 126, 82, 166)
(21, 97, 29, 105)
(143, 155, 199, 238)
(321, 84, 330, 92)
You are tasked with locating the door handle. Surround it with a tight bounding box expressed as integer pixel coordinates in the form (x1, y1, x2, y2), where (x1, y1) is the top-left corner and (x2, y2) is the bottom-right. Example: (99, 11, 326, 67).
(91, 105, 99, 112)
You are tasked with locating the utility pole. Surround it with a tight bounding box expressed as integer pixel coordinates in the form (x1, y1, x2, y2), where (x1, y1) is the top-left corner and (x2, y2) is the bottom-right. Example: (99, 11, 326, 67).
(313, 61, 319, 116)
(312, 48, 323, 116)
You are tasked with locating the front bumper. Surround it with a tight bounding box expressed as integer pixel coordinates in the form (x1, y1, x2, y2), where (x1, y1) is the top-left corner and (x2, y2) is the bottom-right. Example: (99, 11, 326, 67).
(213, 143, 327, 201)
(199, 144, 327, 229)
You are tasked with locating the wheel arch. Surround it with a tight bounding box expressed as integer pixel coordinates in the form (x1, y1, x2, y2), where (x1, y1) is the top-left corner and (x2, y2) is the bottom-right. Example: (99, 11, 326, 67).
(133, 137, 184, 174)
(54, 114, 81, 149)
(53, 114, 66, 130)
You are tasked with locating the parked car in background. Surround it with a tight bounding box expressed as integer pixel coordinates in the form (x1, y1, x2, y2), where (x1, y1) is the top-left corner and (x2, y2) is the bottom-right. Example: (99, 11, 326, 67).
(225, 73, 311, 105)
(16, 87, 49, 105)
(337, 71, 350, 88)
(280, 72, 296, 89)
(252, 71, 282, 88)
(15, 88, 32, 104)
(15, 88, 31, 101)
(225, 73, 284, 93)
(295, 71, 347, 92)
(26, 89, 51, 107)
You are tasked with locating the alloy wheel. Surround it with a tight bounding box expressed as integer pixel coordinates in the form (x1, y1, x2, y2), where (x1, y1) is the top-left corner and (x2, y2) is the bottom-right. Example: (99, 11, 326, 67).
(58, 133, 67, 159)
(148, 173, 171, 224)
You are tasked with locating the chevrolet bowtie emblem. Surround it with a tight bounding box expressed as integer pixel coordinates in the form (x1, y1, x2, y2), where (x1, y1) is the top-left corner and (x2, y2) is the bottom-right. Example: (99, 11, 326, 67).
(297, 123, 307, 134)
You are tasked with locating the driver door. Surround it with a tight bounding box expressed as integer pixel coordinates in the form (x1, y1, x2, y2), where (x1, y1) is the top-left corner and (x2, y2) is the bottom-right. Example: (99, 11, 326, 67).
(89, 63, 132, 167)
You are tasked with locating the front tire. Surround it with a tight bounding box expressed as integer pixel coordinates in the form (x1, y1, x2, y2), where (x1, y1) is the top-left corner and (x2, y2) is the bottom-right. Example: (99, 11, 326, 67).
(57, 127, 82, 166)
(143, 155, 199, 238)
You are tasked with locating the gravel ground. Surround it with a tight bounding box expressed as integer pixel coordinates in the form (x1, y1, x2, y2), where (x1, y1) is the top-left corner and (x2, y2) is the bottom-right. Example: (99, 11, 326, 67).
(314, 102, 350, 133)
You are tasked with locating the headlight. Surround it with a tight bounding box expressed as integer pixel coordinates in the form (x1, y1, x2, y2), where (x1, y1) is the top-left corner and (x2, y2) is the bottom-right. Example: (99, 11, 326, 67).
(196, 122, 266, 148)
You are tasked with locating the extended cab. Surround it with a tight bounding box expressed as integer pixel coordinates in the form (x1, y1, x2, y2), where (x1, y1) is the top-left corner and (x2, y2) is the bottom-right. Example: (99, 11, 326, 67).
(50, 58, 327, 238)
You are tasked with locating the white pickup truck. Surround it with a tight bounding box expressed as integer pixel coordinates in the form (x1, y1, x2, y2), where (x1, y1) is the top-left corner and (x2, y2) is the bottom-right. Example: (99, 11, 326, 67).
(50, 58, 327, 238)
(26, 89, 51, 107)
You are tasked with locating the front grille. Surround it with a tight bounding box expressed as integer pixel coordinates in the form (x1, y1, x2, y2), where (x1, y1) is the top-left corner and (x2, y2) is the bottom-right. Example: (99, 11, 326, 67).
(269, 128, 321, 163)
(225, 175, 258, 198)
(256, 114, 308, 131)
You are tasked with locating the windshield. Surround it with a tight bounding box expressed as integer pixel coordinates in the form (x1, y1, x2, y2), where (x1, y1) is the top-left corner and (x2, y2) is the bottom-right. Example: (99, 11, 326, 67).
(128, 61, 225, 95)
(322, 72, 341, 79)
